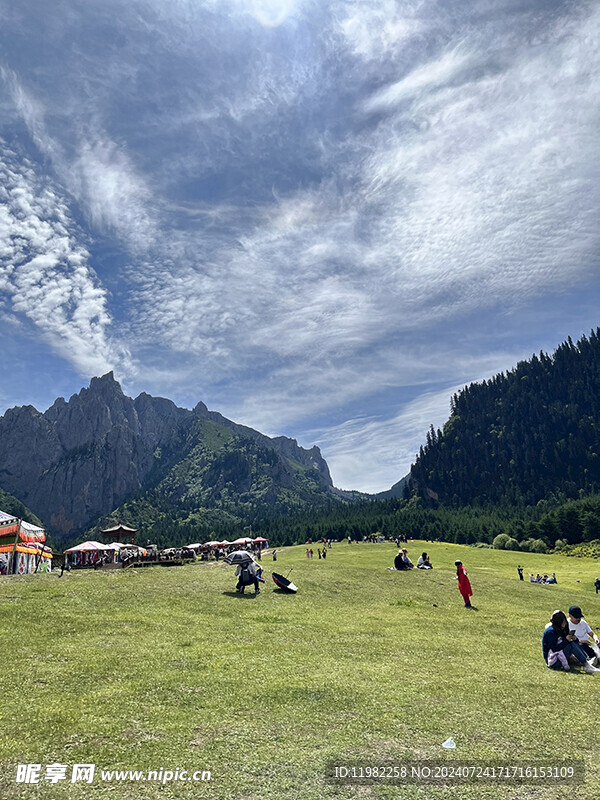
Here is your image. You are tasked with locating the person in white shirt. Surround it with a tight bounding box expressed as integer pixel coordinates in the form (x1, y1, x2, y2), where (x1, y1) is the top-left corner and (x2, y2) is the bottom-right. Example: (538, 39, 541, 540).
(417, 552, 433, 569)
(568, 605, 600, 664)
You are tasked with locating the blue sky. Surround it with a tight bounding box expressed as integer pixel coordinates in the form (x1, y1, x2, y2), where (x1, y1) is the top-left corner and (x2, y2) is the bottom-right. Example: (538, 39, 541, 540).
(1, 0, 599, 492)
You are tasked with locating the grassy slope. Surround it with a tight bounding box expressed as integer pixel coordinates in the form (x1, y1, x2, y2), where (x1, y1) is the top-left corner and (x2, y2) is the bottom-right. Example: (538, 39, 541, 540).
(1, 541, 599, 800)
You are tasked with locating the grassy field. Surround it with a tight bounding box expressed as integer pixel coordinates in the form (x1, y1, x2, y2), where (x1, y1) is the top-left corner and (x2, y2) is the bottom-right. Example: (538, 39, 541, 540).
(1, 540, 599, 800)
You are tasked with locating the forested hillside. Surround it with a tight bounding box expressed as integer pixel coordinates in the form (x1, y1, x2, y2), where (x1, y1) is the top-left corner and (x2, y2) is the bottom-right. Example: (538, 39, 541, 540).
(0, 488, 43, 528)
(410, 330, 600, 506)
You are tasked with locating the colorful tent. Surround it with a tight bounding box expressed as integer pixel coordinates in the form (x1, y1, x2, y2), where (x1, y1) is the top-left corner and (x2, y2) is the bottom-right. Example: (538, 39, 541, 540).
(63, 540, 107, 568)
(0, 511, 51, 575)
(64, 541, 106, 552)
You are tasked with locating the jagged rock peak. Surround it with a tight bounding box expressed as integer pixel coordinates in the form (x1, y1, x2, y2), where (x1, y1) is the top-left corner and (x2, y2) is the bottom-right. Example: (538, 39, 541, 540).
(88, 371, 123, 395)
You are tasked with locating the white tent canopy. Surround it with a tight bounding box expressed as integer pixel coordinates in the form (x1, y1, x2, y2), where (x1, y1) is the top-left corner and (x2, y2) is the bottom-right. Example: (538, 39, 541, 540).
(64, 540, 106, 553)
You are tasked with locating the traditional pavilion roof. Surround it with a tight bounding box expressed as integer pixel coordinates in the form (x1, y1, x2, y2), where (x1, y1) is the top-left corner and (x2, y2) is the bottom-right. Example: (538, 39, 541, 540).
(100, 524, 137, 533)
(99, 523, 136, 543)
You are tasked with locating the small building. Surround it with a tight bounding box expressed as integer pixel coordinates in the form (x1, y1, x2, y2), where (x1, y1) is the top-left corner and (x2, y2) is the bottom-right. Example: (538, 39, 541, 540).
(100, 524, 137, 545)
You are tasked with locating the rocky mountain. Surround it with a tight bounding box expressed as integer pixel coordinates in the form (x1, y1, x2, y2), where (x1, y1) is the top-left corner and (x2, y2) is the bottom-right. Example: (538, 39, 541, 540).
(0, 373, 337, 537)
(375, 474, 410, 500)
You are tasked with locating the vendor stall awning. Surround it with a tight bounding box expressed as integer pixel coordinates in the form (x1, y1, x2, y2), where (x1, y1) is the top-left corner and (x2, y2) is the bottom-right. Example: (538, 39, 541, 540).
(64, 540, 106, 553)
(0, 510, 46, 543)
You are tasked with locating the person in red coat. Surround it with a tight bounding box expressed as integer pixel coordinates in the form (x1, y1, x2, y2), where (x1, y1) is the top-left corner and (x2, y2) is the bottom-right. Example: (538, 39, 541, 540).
(455, 560, 472, 608)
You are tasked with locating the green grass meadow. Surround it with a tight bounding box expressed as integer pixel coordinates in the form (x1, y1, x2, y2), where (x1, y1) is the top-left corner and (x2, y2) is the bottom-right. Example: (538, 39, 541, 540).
(1, 541, 599, 800)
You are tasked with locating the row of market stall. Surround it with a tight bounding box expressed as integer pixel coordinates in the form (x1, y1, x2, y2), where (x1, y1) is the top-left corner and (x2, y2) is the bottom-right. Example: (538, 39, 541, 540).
(187, 536, 269, 556)
(61, 536, 270, 568)
(0, 510, 270, 575)
(63, 540, 148, 568)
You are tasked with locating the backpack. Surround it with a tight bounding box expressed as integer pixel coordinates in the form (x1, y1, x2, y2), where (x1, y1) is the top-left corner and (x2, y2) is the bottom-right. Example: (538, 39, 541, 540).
(240, 566, 252, 586)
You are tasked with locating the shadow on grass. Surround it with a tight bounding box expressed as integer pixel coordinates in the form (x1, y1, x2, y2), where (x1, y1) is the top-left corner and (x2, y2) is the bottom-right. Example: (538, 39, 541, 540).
(222, 591, 260, 598)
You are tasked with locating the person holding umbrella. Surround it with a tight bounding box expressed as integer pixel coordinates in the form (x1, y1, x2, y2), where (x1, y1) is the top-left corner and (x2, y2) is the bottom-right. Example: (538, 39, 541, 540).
(455, 560, 472, 608)
(224, 550, 261, 595)
(236, 560, 260, 594)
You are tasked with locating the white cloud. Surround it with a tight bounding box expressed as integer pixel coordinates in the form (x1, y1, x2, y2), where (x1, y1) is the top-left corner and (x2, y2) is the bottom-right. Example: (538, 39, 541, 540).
(1, 1, 600, 490)
(364, 46, 473, 111)
(1, 69, 157, 255)
(308, 387, 458, 493)
(303, 346, 541, 492)
(336, 0, 421, 63)
(68, 137, 156, 252)
(0, 142, 128, 375)
(131, 3, 600, 373)
(244, 0, 300, 28)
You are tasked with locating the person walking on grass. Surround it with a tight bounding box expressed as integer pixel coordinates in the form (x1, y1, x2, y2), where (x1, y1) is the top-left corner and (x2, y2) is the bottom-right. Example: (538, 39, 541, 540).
(595, 577, 600, 594)
(517, 565, 524, 581)
(455, 560, 472, 608)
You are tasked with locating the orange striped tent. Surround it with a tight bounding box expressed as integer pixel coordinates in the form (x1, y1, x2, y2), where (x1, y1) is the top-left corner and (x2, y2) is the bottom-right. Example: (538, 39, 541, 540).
(0, 511, 51, 575)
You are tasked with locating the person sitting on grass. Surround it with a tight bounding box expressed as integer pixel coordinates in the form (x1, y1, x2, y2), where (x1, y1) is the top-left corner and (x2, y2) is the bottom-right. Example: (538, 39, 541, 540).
(542, 610, 599, 673)
(394, 549, 408, 570)
(567, 606, 600, 664)
(417, 552, 433, 569)
(401, 549, 414, 569)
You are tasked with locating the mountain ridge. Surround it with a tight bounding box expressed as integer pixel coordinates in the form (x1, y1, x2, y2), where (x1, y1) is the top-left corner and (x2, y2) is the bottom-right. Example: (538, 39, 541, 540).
(0, 373, 339, 538)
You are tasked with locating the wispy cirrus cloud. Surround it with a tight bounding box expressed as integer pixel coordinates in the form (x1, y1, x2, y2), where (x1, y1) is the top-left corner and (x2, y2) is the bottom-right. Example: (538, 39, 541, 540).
(0, 0, 599, 491)
(1, 68, 157, 255)
(130, 1, 600, 354)
(0, 142, 128, 375)
(307, 386, 460, 494)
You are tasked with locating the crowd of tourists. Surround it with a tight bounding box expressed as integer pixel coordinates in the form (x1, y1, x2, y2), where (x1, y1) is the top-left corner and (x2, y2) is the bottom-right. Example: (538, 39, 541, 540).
(528, 571, 557, 584)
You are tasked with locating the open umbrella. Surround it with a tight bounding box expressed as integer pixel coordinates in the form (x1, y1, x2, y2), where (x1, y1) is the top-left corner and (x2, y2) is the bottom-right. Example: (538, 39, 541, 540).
(224, 550, 256, 566)
(272, 571, 298, 593)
